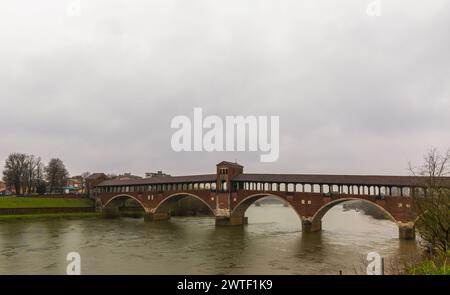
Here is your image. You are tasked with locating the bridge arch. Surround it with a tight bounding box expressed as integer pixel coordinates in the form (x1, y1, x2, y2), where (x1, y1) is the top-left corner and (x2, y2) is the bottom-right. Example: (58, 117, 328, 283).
(309, 198, 399, 231)
(231, 193, 303, 223)
(153, 192, 216, 216)
(103, 194, 147, 211)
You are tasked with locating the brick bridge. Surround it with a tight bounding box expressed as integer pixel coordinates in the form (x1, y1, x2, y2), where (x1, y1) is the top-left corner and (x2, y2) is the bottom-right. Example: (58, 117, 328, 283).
(94, 161, 450, 240)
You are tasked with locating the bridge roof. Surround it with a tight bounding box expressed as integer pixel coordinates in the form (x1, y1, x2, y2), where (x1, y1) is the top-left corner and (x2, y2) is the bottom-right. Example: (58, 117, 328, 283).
(232, 173, 450, 187)
(96, 174, 217, 186)
(96, 172, 450, 188)
(217, 161, 243, 168)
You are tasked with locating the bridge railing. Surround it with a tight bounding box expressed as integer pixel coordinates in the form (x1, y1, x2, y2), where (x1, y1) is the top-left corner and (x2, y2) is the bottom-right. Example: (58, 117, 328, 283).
(236, 187, 395, 199)
(95, 181, 420, 198)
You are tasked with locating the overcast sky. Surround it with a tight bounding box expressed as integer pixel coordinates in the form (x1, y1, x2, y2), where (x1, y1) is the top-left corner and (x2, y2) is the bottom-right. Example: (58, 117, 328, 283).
(1, 0, 449, 177)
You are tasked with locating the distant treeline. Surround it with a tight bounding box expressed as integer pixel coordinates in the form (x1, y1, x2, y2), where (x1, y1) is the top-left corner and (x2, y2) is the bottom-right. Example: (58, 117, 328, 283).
(2, 153, 73, 195)
(120, 197, 388, 219)
(121, 197, 213, 217)
(343, 200, 389, 220)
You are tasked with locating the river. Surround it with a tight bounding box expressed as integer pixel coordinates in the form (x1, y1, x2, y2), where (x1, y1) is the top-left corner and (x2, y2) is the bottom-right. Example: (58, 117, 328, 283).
(0, 204, 420, 274)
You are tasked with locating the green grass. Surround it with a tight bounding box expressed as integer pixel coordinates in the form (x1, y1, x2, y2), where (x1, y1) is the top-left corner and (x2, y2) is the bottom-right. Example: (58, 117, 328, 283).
(0, 212, 100, 221)
(0, 196, 94, 208)
(407, 252, 449, 275)
(408, 261, 449, 275)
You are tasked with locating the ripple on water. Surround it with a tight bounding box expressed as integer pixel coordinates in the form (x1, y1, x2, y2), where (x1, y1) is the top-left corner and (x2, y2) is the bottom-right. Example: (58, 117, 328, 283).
(0, 206, 420, 274)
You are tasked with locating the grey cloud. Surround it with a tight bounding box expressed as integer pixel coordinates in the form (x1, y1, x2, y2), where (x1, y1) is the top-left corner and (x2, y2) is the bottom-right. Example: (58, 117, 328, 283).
(1, 0, 449, 177)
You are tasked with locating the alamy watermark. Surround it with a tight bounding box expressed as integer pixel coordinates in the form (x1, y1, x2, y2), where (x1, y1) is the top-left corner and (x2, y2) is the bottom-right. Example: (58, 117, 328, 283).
(66, 252, 81, 275)
(366, 252, 383, 275)
(366, 0, 381, 17)
(67, 0, 82, 17)
(170, 108, 280, 162)
(63, 250, 382, 275)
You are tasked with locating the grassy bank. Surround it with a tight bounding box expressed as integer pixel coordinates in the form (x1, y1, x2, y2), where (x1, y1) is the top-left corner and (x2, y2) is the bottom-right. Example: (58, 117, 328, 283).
(0, 196, 94, 208)
(406, 252, 449, 275)
(0, 212, 100, 221)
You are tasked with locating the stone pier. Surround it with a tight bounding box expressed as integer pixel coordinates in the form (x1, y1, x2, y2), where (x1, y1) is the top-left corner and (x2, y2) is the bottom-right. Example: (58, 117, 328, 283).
(215, 216, 248, 226)
(144, 212, 171, 221)
(398, 223, 416, 240)
(301, 219, 322, 233)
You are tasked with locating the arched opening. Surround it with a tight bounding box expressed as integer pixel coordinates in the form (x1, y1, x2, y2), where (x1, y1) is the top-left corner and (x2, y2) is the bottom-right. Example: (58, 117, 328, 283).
(230, 193, 303, 226)
(309, 198, 399, 235)
(304, 184, 312, 192)
(153, 193, 215, 217)
(102, 194, 146, 218)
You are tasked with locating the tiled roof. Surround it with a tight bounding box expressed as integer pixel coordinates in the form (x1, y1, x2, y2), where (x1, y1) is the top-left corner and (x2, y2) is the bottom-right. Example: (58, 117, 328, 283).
(97, 174, 217, 186)
(96, 172, 450, 188)
(232, 173, 450, 187)
(216, 161, 243, 168)
(87, 173, 107, 180)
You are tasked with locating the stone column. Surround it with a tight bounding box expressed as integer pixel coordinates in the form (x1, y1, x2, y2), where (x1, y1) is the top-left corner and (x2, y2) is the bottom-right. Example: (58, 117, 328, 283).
(398, 223, 415, 240)
(302, 219, 322, 233)
(144, 212, 171, 221)
(215, 216, 248, 226)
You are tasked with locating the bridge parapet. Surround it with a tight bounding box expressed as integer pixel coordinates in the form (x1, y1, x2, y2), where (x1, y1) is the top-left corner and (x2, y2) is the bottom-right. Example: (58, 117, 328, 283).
(96, 187, 418, 239)
(92, 160, 446, 240)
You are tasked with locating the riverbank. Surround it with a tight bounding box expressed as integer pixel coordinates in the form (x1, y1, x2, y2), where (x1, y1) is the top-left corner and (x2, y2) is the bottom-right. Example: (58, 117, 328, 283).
(0, 196, 94, 208)
(405, 252, 450, 275)
(0, 196, 96, 219)
(0, 212, 100, 221)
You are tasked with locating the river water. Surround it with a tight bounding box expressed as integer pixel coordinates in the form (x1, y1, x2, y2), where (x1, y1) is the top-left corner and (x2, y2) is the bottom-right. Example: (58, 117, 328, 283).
(0, 204, 419, 275)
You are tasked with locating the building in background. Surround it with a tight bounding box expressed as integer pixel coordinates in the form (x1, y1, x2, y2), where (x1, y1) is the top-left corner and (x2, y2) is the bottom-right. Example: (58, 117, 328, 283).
(0, 180, 6, 194)
(145, 171, 170, 178)
(86, 173, 108, 196)
(0, 180, 14, 195)
(115, 173, 142, 180)
(64, 176, 84, 194)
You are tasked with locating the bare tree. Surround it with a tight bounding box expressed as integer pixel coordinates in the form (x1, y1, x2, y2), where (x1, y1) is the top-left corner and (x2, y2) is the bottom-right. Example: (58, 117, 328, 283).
(2, 153, 29, 195)
(45, 158, 69, 193)
(3, 153, 47, 195)
(80, 171, 91, 194)
(409, 147, 450, 253)
(23, 155, 44, 194)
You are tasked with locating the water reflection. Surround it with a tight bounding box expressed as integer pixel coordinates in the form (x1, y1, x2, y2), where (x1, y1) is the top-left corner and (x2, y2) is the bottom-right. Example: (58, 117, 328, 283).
(0, 205, 418, 274)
